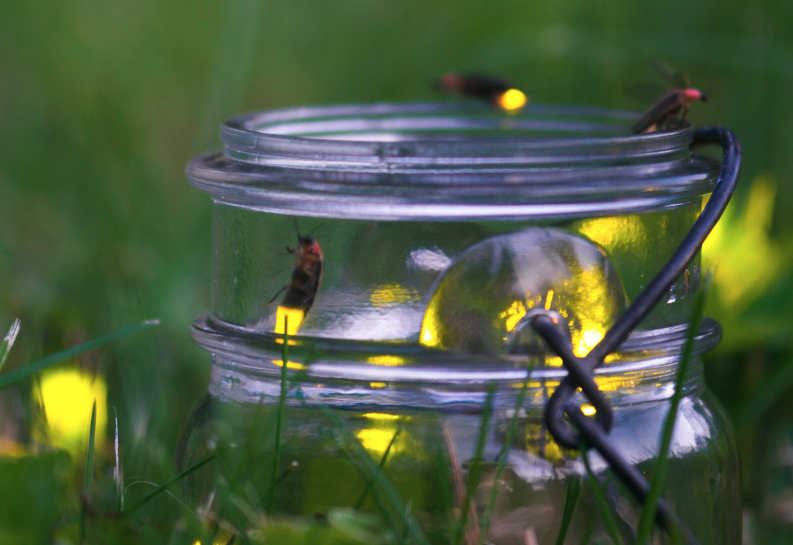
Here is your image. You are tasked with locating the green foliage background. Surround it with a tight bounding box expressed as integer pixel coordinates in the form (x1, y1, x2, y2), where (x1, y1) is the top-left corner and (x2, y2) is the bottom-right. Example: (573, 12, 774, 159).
(1, 0, 793, 542)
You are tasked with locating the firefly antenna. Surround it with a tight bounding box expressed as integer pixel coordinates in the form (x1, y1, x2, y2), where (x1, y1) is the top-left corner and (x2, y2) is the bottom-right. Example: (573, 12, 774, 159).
(307, 221, 328, 237)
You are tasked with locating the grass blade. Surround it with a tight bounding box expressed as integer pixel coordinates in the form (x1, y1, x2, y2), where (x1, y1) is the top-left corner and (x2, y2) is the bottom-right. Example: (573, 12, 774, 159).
(232, 392, 270, 488)
(554, 476, 583, 545)
(354, 426, 402, 510)
(113, 407, 123, 512)
(312, 400, 431, 545)
(454, 384, 495, 545)
(0, 319, 21, 372)
(581, 446, 624, 545)
(635, 289, 707, 545)
(121, 453, 217, 516)
(576, 516, 595, 545)
(479, 371, 533, 544)
(435, 440, 456, 538)
(0, 320, 159, 391)
(80, 400, 97, 543)
(267, 317, 290, 513)
(346, 440, 429, 545)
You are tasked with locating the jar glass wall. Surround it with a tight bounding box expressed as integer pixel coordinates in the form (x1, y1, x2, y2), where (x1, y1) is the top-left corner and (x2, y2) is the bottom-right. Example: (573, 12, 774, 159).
(190, 103, 717, 349)
(177, 351, 739, 544)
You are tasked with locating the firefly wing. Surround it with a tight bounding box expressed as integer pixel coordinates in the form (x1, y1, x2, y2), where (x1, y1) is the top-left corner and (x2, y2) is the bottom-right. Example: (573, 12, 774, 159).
(648, 59, 691, 89)
(303, 260, 322, 311)
(281, 260, 322, 312)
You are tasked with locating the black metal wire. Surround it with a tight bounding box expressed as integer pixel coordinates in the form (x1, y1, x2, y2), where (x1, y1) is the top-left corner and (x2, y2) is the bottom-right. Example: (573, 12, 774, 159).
(567, 406, 697, 545)
(532, 127, 742, 544)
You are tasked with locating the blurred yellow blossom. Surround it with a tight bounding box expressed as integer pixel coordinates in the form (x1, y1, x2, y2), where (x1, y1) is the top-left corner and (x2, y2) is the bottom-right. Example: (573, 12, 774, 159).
(704, 173, 782, 313)
(33, 368, 107, 456)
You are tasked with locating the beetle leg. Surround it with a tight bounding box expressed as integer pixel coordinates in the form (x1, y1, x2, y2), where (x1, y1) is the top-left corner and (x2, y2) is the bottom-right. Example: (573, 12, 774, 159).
(264, 284, 289, 306)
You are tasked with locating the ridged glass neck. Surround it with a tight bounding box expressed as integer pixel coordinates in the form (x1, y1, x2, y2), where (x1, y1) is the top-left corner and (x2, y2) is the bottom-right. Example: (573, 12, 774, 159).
(192, 313, 718, 396)
(206, 351, 705, 412)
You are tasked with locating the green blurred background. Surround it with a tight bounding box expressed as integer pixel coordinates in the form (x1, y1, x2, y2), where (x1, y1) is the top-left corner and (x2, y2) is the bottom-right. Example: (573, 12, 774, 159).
(1, 0, 793, 542)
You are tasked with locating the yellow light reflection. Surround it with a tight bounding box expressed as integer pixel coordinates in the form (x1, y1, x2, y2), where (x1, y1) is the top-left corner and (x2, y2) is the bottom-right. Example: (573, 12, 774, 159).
(525, 421, 565, 464)
(421, 327, 434, 344)
(575, 328, 605, 358)
(274, 306, 304, 335)
(497, 88, 528, 112)
(366, 355, 405, 367)
(357, 428, 401, 455)
(522, 380, 631, 424)
(420, 301, 442, 348)
(578, 215, 646, 249)
(496, 268, 612, 359)
(544, 290, 554, 311)
(544, 356, 564, 368)
(568, 264, 614, 358)
(271, 359, 306, 371)
(499, 300, 527, 332)
(595, 375, 638, 392)
(370, 284, 419, 307)
(364, 412, 400, 421)
(34, 368, 107, 455)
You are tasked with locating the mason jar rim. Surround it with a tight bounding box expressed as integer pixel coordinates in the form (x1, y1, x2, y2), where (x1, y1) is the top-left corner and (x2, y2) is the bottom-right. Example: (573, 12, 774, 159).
(220, 101, 692, 166)
(186, 102, 718, 221)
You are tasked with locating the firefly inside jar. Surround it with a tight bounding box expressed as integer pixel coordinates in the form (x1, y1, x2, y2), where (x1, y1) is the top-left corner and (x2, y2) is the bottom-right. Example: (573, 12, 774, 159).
(179, 102, 739, 544)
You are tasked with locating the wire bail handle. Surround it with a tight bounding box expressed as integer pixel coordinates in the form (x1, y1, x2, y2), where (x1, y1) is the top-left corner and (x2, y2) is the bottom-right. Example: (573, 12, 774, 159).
(532, 127, 742, 543)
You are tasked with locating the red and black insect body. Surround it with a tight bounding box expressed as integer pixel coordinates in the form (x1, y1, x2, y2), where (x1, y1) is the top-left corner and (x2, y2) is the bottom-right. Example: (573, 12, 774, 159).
(631, 88, 708, 134)
(267, 233, 323, 315)
(625, 60, 708, 134)
(437, 73, 528, 112)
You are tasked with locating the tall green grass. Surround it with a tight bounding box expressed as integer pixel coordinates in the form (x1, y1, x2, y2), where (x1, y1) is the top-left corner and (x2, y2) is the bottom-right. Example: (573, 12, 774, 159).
(636, 289, 708, 545)
(580, 444, 624, 545)
(0, 311, 725, 544)
(0, 320, 158, 391)
(2, 1, 793, 541)
(79, 401, 97, 542)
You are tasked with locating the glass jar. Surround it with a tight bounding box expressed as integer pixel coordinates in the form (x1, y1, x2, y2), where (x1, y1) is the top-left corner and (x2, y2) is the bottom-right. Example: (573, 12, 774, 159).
(180, 102, 739, 544)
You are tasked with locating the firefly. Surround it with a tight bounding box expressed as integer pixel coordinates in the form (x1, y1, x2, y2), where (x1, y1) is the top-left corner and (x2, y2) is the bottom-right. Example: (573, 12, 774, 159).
(631, 88, 708, 134)
(266, 232, 324, 333)
(436, 73, 528, 112)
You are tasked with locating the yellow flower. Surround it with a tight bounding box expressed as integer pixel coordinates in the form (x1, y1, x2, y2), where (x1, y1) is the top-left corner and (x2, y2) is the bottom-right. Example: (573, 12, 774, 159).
(33, 368, 107, 456)
(704, 174, 782, 313)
